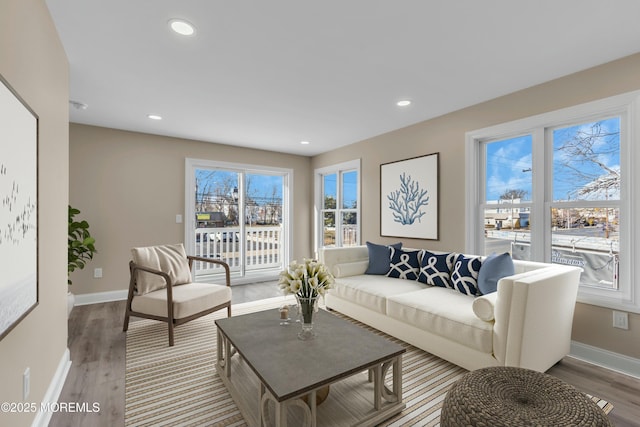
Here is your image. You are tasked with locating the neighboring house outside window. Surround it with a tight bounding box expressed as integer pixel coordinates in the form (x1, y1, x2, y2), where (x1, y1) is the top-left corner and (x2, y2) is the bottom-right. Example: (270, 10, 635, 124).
(466, 91, 640, 312)
(314, 159, 360, 250)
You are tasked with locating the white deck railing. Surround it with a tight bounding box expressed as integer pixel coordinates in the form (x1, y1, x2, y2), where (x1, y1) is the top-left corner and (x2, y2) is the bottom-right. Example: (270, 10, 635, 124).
(193, 226, 282, 276)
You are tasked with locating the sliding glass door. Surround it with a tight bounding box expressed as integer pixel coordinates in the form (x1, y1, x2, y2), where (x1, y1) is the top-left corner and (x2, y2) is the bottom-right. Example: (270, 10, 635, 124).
(186, 159, 291, 284)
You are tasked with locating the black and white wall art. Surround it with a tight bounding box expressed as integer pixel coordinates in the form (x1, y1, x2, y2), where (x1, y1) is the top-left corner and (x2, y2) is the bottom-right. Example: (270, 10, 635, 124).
(0, 74, 38, 341)
(380, 153, 439, 240)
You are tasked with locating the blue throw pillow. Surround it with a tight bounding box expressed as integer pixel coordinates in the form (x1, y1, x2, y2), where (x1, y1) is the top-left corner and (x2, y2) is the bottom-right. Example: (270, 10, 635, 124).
(450, 254, 483, 296)
(478, 252, 515, 295)
(418, 251, 456, 287)
(387, 247, 421, 280)
(365, 241, 402, 275)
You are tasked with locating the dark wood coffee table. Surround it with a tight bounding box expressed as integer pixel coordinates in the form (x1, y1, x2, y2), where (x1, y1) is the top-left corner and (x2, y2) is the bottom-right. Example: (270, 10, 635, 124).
(215, 308, 405, 426)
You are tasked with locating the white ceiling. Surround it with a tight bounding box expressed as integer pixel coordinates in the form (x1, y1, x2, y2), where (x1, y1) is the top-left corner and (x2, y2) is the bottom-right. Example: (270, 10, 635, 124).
(46, 0, 640, 156)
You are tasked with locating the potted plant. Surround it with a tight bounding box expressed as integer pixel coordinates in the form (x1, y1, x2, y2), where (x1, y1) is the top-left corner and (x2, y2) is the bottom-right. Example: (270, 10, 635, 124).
(67, 205, 97, 315)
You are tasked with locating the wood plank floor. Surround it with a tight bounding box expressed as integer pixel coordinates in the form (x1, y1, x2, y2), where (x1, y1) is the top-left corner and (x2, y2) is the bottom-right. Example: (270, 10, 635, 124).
(50, 283, 640, 427)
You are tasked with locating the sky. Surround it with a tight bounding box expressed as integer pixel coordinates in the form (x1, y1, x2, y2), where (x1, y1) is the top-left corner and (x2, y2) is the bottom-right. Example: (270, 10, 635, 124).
(196, 168, 360, 210)
(485, 117, 620, 202)
(196, 169, 284, 204)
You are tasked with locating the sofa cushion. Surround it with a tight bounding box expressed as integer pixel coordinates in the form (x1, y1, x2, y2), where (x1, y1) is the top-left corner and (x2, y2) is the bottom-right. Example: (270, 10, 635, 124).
(387, 247, 421, 280)
(450, 254, 482, 296)
(386, 287, 494, 354)
(330, 275, 426, 315)
(418, 251, 455, 287)
(478, 252, 515, 295)
(365, 241, 402, 275)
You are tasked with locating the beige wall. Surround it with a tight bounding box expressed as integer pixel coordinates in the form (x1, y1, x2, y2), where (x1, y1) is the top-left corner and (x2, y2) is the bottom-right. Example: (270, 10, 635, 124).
(311, 53, 640, 359)
(0, 0, 69, 425)
(68, 124, 312, 295)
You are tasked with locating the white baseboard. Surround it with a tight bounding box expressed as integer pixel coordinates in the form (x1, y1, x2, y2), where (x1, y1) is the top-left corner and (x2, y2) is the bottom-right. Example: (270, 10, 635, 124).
(570, 340, 640, 379)
(74, 290, 128, 306)
(31, 348, 72, 427)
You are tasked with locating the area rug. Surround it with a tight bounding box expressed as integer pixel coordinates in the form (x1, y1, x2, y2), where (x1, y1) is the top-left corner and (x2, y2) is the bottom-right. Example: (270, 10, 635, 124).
(125, 297, 612, 426)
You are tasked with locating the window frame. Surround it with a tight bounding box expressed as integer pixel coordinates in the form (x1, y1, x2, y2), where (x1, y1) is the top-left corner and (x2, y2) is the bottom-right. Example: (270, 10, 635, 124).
(314, 159, 361, 251)
(465, 91, 640, 313)
(185, 158, 293, 284)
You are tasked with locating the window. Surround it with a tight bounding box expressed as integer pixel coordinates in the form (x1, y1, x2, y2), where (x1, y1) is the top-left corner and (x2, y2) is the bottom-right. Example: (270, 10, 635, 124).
(315, 160, 360, 250)
(185, 158, 292, 284)
(466, 91, 640, 312)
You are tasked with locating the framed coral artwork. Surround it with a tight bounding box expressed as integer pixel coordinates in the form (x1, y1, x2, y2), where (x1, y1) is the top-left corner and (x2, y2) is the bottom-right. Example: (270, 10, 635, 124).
(0, 73, 39, 341)
(380, 153, 439, 240)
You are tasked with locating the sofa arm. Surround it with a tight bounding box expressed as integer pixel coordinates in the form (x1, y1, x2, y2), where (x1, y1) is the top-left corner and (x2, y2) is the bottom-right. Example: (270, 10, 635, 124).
(493, 266, 582, 372)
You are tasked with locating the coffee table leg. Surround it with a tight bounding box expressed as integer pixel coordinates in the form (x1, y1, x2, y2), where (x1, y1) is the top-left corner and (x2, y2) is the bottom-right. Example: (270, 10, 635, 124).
(259, 383, 264, 426)
(216, 329, 222, 367)
(260, 386, 316, 427)
(275, 400, 286, 427)
(393, 355, 403, 403)
(216, 330, 233, 378)
(309, 390, 317, 427)
(375, 355, 403, 405)
(372, 365, 382, 410)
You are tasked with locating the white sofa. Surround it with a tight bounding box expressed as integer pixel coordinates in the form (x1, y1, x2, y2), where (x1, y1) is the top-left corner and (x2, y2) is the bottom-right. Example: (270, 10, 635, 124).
(318, 245, 582, 373)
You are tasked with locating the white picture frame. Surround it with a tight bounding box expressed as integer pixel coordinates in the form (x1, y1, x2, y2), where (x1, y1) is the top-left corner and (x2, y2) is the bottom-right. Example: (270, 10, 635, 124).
(0, 73, 39, 341)
(380, 153, 439, 240)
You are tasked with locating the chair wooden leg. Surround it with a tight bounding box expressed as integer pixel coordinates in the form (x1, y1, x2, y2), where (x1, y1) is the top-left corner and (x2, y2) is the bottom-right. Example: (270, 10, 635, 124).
(123, 311, 130, 332)
(227, 304, 232, 317)
(168, 321, 175, 347)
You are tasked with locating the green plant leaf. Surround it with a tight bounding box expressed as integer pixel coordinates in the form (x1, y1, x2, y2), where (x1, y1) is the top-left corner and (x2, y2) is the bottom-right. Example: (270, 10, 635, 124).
(68, 205, 97, 285)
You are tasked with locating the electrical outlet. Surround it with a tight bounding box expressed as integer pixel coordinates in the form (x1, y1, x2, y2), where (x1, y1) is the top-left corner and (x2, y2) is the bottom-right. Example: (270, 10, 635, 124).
(23, 367, 30, 400)
(176, 214, 183, 223)
(94, 268, 103, 278)
(613, 310, 629, 330)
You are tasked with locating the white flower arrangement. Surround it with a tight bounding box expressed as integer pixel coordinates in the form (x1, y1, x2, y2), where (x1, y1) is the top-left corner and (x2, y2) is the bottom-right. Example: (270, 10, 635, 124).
(278, 258, 334, 298)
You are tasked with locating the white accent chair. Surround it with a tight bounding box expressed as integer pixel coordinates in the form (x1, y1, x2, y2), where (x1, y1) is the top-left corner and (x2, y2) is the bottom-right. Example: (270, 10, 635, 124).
(123, 243, 231, 346)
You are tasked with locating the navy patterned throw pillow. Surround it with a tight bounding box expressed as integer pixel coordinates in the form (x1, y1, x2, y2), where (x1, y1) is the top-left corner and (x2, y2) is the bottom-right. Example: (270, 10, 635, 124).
(450, 254, 483, 296)
(387, 248, 421, 280)
(418, 251, 456, 287)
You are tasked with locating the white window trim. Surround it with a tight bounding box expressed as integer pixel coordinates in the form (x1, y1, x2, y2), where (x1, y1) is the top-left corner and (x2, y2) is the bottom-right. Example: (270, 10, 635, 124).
(314, 159, 361, 252)
(465, 91, 640, 313)
(185, 158, 293, 280)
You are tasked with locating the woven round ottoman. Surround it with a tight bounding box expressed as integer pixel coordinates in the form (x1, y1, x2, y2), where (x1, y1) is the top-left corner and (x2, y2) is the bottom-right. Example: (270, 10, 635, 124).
(441, 366, 612, 426)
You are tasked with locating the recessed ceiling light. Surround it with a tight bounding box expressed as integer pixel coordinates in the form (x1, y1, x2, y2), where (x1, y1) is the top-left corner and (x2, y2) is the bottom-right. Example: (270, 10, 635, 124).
(396, 100, 412, 107)
(169, 19, 196, 36)
(300, 141, 310, 145)
(147, 114, 162, 120)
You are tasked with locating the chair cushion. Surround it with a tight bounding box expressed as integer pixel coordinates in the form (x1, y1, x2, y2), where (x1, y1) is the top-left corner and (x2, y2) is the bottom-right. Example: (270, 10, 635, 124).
(131, 282, 232, 319)
(132, 243, 192, 295)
